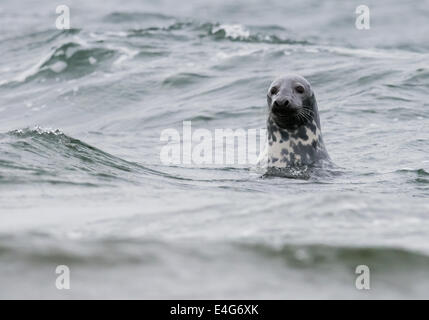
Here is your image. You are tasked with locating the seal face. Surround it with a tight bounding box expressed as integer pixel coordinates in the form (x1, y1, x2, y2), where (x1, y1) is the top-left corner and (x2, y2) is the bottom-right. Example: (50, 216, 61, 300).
(265, 74, 330, 168)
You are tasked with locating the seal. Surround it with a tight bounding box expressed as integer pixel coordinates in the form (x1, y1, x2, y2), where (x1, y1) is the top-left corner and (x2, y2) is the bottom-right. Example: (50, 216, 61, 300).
(264, 74, 330, 168)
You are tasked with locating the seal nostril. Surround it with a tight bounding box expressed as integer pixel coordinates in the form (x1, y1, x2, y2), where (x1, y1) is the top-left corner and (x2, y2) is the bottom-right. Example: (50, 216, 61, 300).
(273, 99, 291, 110)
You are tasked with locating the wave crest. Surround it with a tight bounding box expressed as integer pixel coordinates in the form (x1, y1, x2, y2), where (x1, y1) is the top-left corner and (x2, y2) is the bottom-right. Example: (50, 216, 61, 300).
(1, 127, 143, 186)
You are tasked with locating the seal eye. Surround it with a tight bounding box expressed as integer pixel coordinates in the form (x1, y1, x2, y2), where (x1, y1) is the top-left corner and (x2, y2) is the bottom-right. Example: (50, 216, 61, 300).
(295, 85, 305, 94)
(270, 87, 278, 95)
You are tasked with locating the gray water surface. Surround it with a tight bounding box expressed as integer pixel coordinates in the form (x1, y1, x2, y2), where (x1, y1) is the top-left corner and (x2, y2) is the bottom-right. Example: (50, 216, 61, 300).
(1, 0, 429, 299)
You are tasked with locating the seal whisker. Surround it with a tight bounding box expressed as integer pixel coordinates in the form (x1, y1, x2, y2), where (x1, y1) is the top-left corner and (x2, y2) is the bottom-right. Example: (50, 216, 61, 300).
(300, 109, 314, 121)
(296, 110, 308, 124)
(297, 110, 306, 123)
(298, 109, 312, 123)
(296, 110, 305, 122)
(302, 108, 314, 116)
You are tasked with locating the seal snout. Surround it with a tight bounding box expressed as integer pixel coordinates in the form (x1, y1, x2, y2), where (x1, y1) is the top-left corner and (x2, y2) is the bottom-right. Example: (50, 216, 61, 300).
(273, 98, 290, 109)
(271, 96, 298, 117)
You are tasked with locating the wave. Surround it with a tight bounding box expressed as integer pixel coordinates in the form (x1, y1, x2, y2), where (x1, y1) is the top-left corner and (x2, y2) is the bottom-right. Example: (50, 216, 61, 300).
(0, 127, 225, 187)
(206, 23, 310, 45)
(1, 231, 429, 271)
(397, 168, 429, 176)
(0, 127, 146, 186)
(240, 242, 429, 269)
(396, 168, 429, 185)
(1, 34, 137, 86)
(11, 42, 116, 84)
(3, 13, 427, 88)
(2, 235, 429, 299)
(0, 19, 350, 88)
(162, 72, 211, 88)
(127, 21, 310, 45)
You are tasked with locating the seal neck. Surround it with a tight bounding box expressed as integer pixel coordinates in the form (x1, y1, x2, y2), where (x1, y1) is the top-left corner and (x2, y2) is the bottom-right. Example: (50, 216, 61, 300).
(267, 115, 322, 142)
(266, 116, 328, 167)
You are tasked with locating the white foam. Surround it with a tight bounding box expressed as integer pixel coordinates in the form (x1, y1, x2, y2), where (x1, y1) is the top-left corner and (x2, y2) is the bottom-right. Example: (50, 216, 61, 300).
(112, 46, 138, 66)
(212, 24, 250, 40)
(49, 61, 67, 73)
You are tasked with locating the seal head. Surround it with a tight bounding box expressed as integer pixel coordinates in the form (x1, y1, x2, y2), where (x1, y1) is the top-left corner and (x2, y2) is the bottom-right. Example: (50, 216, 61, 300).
(266, 74, 330, 167)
